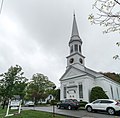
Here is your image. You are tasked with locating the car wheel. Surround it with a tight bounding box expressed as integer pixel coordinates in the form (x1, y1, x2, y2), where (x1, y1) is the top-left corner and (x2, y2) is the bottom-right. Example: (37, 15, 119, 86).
(86, 106, 92, 112)
(107, 108, 115, 115)
(68, 105, 72, 110)
(57, 105, 61, 109)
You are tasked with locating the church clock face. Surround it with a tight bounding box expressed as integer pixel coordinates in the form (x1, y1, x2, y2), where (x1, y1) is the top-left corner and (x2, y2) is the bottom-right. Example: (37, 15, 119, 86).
(79, 58, 83, 64)
(69, 58, 74, 63)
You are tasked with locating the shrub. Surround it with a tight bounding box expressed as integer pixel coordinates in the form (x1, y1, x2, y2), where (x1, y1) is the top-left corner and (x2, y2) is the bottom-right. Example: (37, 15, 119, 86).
(50, 100, 58, 105)
(90, 86, 109, 102)
(79, 100, 88, 107)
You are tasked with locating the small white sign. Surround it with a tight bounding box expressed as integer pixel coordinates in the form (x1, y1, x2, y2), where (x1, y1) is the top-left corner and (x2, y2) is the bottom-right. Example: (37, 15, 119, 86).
(5, 99, 22, 117)
(11, 107, 18, 110)
(10, 100, 20, 106)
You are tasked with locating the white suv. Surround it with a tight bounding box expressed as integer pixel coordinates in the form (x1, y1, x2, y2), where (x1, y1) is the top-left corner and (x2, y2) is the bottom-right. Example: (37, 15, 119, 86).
(85, 99, 120, 115)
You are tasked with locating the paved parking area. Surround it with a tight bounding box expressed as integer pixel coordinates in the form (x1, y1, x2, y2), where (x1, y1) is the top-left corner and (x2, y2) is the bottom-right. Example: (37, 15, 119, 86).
(22, 106, 120, 118)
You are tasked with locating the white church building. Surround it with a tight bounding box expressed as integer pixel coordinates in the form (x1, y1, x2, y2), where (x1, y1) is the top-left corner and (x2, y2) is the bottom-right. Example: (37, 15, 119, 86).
(60, 15, 120, 102)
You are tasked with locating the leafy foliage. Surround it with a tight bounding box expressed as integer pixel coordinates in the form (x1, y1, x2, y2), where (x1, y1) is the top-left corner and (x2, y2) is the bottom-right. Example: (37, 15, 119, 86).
(90, 86, 109, 102)
(50, 100, 58, 105)
(0, 65, 28, 109)
(89, 0, 120, 59)
(79, 100, 88, 107)
(89, 0, 120, 33)
(46, 89, 60, 101)
(100, 72, 120, 83)
(25, 73, 56, 104)
(54, 89, 60, 101)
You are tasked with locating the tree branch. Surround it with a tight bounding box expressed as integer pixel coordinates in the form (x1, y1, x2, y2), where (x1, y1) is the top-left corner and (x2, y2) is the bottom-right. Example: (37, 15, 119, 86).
(114, 0, 120, 5)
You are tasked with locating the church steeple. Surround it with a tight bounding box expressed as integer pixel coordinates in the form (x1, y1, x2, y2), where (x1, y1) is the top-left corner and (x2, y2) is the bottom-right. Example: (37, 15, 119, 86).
(71, 14, 79, 37)
(69, 14, 82, 45)
(66, 14, 85, 70)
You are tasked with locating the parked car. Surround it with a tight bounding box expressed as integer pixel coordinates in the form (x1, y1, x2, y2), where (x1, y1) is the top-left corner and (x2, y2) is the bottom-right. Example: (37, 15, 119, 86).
(24, 101, 34, 107)
(57, 99, 80, 110)
(85, 99, 120, 115)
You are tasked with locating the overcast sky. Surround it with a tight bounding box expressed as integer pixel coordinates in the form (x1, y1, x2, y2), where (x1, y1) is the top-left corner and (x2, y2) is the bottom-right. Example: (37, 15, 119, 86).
(0, 0, 119, 87)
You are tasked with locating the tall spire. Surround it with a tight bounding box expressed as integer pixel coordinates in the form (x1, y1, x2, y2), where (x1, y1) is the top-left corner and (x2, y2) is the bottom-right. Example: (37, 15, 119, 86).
(71, 14, 79, 37)
(67, 14, 85, 70)
(69, 14, 82, 44)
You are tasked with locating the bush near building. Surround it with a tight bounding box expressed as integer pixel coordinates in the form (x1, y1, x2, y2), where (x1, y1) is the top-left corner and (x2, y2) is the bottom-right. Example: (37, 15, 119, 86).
(79, 100, 88, 107)
(90, 86, 109, 102)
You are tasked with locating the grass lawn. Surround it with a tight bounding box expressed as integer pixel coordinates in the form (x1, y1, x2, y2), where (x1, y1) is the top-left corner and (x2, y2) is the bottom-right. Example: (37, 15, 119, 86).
(0, 108, 6, 118)
(0, 108, 66, 118)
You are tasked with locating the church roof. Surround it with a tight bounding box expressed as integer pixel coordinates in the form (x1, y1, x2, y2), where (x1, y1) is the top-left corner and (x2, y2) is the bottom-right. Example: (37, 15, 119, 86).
(85, 67, 103, 78)
(86, 68, 120, 84)
(60, 65, 104, 81)
(60, 65, 120, 85)
(69, 14, 82, 44)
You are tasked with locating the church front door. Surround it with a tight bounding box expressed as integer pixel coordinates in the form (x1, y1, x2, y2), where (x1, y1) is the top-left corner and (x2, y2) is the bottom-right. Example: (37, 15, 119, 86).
(67, 89, 77, 99)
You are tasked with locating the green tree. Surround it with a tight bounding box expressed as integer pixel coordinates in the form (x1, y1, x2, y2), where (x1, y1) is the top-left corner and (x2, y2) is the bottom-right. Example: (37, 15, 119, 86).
(0, 65, 28, 109)
(54, 89, 60, 101)
(25, 73, 55, 105)
(90, 86, 109, 102)
(100, 72, 120, 83)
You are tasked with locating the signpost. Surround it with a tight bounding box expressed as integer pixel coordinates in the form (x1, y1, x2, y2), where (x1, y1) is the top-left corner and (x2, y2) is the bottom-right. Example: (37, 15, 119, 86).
(5, 99, 22, 117)
(52, 86, 56, 117)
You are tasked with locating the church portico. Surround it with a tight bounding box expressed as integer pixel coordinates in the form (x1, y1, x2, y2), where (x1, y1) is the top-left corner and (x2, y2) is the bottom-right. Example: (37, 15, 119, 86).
(61, 76, 86, 100)
(66, 85, 77, 99)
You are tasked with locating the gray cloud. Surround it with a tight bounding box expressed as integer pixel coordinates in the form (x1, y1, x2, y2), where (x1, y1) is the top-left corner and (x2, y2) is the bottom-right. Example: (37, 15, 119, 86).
(0, 0, 119, 87)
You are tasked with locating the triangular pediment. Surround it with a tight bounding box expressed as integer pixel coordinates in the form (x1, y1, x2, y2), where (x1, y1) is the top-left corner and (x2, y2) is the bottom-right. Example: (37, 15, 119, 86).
(60, 66, 86, 81)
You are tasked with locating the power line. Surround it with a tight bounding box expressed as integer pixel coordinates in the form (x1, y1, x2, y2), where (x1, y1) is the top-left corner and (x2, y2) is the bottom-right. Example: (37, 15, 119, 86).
(0, 0, 4, 14)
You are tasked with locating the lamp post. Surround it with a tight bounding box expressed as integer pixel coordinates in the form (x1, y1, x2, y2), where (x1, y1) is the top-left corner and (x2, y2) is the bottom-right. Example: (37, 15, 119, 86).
(52, 86, 56, 117)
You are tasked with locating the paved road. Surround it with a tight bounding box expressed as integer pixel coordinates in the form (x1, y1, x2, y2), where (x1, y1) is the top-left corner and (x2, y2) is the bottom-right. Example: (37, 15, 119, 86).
(22, 106, 120, 118)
